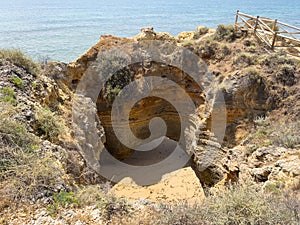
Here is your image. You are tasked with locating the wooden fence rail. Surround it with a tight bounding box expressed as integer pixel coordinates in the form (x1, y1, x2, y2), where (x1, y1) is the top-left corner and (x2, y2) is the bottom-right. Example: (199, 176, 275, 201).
(234, 10, 300, 56)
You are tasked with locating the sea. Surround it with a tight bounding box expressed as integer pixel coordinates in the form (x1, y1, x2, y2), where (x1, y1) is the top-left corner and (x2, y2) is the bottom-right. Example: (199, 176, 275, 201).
(0, 0, 299, 62)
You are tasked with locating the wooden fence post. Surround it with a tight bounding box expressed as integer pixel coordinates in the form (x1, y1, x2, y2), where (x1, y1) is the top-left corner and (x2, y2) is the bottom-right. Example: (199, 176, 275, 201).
(271, 32, 277, 49)
(235, 10, 239, 26)
(254, 16, 259, 32)
(272, 19, 278, 31)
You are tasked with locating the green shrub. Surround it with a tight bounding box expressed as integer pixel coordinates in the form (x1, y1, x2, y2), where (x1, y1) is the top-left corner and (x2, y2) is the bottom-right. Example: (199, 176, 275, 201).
(201, 184, 298, 224)
(248, 45, 257, 53)
(266, 22, 279, 32)
(0, 87, 17, 106)
(214, 24, 236, 42)
(76, 185, 108, 205)
(30, 81, 38, 89)
(245, 67, 262, 83)
(0, 148, 63, 202)
(276, 64, 296, 86)
(194, 26, 209, 39)
(221, 44, 231, 56)
(265, 179, 285, 194)
(197, 40, 219, 60)
(0, 107, 38, 151)
(94, 50, 134, 104)
(0, 49, 40, 75)
(234, 52, 257, 67)
(152, 203, 202, 225)
(0, 102, 36, 152)
(35, 107, 65, 142)
(10, 77, 24, 89)
(47, 191, 80, 218)
(244, 38, 257, 47)
(103, 68, 134, 104)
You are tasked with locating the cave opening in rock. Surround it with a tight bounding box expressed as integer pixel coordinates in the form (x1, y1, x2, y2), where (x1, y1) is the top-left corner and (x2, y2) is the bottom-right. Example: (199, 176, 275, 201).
(94, 62, 207, 185)
(96, 62, 205, 160)
(98, 96, 182, 163)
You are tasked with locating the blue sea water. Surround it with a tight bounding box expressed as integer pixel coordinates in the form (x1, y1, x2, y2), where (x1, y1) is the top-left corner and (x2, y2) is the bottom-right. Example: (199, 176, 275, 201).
(0, 0, 299, 62)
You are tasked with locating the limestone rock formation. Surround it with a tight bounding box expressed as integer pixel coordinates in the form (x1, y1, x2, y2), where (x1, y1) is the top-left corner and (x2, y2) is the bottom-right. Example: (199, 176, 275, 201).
(63, 31, 228, 186)
(37, 26, 299, 191)
(52, 27, 294, 188)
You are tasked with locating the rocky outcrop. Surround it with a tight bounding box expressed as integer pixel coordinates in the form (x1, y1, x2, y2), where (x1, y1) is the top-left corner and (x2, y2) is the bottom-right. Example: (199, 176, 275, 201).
(61, 27, 281, 188)
(65, 29, 230, 186)
(38, 26, 298, 190)
(2, 25, 300, 225)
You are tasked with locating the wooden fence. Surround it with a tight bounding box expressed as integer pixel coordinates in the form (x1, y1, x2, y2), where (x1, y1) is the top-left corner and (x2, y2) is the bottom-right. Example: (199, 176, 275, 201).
(234, 10, 300, 56)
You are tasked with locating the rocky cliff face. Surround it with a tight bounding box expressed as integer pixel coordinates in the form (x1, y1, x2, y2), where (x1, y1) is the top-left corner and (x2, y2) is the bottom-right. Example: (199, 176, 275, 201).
(1, 25, 299, 224)
(48, 26, 298, 188)
(4, 25, 296, 191)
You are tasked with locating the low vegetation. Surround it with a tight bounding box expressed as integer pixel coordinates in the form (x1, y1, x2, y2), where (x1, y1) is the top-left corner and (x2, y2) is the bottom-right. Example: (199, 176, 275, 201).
(103, 70, 134, 104)
(0, 87, 17, 105)
(0, 103, 65, 209)
(250, 116, 300, 149)
(121, 183, 299, 225)
(47, 191, 81, 218)
(214, 24, 237, 42)
(39, 182, 299, 224)
(10, 77, 24, 89)
(0, 49, 41, 75)
(234, 52, 257, 67)
(276, 63, 297, 86)
(35, 107, 65, 142)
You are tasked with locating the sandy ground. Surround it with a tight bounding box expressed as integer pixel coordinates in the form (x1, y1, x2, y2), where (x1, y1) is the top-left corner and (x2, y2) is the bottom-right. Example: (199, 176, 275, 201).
(110, 166, 205, 204)
(99, 137, 191, 185)
(99, 137, 205, 203)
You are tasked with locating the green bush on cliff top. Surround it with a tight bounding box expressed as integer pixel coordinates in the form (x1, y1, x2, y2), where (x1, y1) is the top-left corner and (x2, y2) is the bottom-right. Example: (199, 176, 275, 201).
(0, 49, 41, 75)
(214, 24, 236, 42)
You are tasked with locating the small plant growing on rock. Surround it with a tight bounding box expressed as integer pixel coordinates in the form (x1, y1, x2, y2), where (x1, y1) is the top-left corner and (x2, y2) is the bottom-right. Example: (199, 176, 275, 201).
(0, 103, 38, 151)
(251, 116, 299, 149)
(197, 40, 219, 60)
(193, 26, 209, 39)
(96, 50, 134, 104)
(47, 191, 81, 218)
(10, 77, 24, 89)
(35, 107, 65, 142)
(30, 81, 38, 89)
(0, 87, 17, 105)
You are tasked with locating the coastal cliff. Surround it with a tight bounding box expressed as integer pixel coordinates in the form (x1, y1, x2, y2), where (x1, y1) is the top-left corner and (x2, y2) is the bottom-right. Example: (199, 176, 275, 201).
(0, 25, 299, 224)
